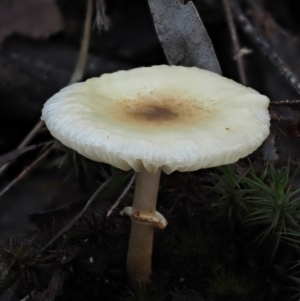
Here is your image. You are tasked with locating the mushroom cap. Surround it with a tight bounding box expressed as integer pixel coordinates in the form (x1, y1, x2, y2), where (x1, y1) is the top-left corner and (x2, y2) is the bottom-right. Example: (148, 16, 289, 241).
(42, 65, 270, 174)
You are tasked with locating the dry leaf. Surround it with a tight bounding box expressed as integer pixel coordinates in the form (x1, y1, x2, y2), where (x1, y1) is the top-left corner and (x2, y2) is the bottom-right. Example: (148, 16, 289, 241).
(148, 0, 221, 73)
(0, 0, 64, 44)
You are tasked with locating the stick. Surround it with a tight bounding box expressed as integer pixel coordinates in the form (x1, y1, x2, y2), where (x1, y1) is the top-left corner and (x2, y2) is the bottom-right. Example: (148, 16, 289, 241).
(231, 0, 300, 96)
(222, 0, 247, 85)
(69, 0, 93, 84)
(107, 173, 136, 218)
(0, 0, 94, 175)
(0, 146, 54, 199)
(0, 123, 44, 175)
(40, 174, 116, 253)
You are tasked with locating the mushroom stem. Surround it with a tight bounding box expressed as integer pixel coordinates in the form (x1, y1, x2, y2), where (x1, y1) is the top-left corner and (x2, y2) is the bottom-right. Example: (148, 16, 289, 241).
(127, 167, 162, 284)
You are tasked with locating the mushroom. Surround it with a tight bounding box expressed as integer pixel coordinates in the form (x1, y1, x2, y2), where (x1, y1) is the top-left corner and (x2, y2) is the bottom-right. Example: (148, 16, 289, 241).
(41, 65, 270, 284)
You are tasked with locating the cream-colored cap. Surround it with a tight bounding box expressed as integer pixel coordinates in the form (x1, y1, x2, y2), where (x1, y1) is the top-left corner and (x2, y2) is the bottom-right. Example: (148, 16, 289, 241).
(42, 65, 270, 174)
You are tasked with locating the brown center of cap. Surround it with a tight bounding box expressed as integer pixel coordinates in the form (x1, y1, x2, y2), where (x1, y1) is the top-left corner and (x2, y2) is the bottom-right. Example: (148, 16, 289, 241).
(109, 94, 216, 130)
(130, 104, 178, 121)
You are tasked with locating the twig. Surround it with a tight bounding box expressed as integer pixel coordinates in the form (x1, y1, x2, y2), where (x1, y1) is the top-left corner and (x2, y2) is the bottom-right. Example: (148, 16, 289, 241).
(0, 145, 38, 167)
(69, 0, 93, 84)
(168, 193, 183, 214)
(0, 279, 21, 301)
(222, 0, 247, 85)
(0, 145, 55, 199)
(270, 100, 300, 105)
(231, 0, 300, 96)
(40, 174, 117, 253)
(30, 269, 65, 301)
(18, 121, 44, 149)
(20, 291, 37, 301)
(0, 0, 94, 176)
(0, 123, 44, 175)
(270, 100, 300, 110)
(95, 0, 110, 31)
(107, 173, 136, 218)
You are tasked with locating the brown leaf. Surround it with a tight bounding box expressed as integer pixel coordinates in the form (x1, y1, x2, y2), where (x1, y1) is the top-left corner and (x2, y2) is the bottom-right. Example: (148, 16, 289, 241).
(0, 0, 64, 44)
